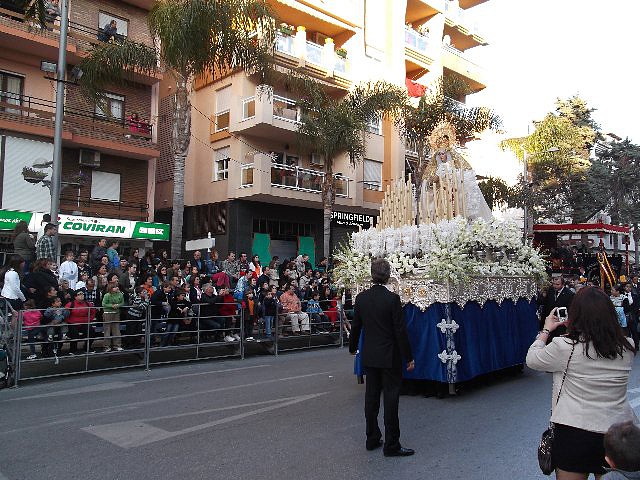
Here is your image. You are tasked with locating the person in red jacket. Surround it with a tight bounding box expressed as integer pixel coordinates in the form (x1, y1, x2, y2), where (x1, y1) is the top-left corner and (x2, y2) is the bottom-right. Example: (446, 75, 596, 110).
(218, 289, 239, 342)
(65, 290, 96, 355)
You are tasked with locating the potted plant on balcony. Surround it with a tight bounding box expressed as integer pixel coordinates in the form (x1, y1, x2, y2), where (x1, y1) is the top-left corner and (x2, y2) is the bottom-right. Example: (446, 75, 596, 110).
(335, 48, 347, 59)
(21, 166, 47, 184)
(279, 23, 295, 36)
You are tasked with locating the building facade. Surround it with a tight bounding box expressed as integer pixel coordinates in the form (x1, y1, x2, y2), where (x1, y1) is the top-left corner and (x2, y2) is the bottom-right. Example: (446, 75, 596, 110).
(155, 0, 489, 263)
(0, 0, 166, 256)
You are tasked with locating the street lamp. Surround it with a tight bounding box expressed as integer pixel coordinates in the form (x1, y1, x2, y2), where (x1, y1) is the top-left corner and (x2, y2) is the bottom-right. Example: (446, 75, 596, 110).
(522, 146, 559, 243)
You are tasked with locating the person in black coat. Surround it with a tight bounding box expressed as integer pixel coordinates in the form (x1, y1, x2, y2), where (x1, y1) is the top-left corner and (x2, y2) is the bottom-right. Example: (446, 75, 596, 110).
(349, 258, 415, 457)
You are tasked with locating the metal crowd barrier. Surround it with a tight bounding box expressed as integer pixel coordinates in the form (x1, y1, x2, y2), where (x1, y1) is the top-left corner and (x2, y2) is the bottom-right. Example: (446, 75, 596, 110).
(8, 297, 349, 385)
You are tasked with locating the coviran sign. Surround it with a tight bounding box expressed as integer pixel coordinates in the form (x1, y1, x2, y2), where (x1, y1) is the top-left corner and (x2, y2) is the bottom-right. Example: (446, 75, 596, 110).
(0, 209, 170, 241)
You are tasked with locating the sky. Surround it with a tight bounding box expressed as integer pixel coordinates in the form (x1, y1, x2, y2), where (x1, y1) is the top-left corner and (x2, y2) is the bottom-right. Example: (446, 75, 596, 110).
(465, 0, 639, 141)
(460, 0, 640, 183)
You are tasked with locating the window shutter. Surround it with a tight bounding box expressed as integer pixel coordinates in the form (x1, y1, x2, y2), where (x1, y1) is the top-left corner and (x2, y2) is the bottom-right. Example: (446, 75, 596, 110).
(364, 159, 382, 185)
(91, 171, 121, 202)
(215, 86, 231, 113)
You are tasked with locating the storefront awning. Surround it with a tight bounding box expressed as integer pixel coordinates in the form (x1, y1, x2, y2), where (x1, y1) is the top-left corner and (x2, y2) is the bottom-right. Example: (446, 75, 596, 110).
(533, 222, 630, 235)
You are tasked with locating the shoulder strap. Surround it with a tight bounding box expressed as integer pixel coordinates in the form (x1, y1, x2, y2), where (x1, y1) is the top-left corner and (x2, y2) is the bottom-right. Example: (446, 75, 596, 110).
(555, 342, 576, 406)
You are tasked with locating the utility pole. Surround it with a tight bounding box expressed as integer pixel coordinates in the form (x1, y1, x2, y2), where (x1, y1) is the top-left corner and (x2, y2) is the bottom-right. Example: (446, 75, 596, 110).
(50, 0, 69, 229)
(522, 149, 528, 244)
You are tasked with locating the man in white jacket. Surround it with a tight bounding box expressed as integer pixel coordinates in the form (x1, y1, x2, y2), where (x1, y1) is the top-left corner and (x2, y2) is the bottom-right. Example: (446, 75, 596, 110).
(58, 251, 78, 290)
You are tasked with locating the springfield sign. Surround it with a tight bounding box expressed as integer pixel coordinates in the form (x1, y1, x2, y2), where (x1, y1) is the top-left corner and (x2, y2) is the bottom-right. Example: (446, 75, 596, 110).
(0, 209, 169, 241)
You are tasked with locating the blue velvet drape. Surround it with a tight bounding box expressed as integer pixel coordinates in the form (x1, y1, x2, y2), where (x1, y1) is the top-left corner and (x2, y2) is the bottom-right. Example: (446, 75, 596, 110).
(354, 299, 538, 383)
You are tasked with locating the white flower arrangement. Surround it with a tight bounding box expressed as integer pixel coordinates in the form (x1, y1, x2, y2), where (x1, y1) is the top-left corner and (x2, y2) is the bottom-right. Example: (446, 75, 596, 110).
(342, 216, 548, 286)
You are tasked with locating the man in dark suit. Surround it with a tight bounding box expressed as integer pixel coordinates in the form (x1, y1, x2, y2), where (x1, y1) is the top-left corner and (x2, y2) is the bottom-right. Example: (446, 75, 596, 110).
(540, 276, 574, 340)
(349, 258, 415, 457)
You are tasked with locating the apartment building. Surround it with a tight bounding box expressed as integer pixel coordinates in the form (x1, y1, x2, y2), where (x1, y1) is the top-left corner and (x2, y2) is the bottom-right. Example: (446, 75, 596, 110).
(155, 0, 489, 263)
(0, 0, 168, 256)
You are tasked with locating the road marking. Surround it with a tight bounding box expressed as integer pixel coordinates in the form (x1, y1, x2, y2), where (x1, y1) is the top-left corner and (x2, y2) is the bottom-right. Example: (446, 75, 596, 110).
(82, 392, 328, 448)
(0, 371, 332, 436)
(3, 364, 271, 403)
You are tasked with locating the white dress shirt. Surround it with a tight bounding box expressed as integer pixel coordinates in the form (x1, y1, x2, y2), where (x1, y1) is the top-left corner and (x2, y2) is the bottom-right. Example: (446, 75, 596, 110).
(1, 269, 26, 301)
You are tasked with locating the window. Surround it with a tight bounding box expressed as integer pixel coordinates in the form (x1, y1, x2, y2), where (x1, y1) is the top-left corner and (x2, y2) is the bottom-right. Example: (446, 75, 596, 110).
(0, 71, 24, 115)
(190, 203, 227, 237)
(98, 12, 129, 39)
(363, 159, 382, 191)
(213, 146, 230, 181)
(91, 171, 121, 202)
(214, 86, 231, 132)
(365, 116, 382, 135)
(95, 92, 125, 120)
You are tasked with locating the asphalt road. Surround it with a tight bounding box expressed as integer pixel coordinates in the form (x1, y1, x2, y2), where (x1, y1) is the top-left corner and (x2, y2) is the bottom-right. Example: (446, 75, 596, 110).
(1, 348, 639, 480)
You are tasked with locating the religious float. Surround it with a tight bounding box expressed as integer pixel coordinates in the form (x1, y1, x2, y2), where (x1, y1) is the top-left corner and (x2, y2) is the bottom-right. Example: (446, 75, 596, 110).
(339, 122, 547, 392)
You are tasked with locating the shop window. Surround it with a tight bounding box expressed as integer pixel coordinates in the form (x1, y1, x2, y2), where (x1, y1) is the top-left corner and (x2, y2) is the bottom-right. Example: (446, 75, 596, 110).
(214, 86, 231, 132)
(364, 158, 382, 191)
(190, 203, 227, 237)
(213, 146, 230, 181)
(95, 92, 125, 120)
(91, 171, 121, 202)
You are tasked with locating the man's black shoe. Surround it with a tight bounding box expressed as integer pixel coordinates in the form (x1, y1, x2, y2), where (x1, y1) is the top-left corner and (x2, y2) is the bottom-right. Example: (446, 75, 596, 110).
(366, 439, 383, 451)
(383, 447, 415, 457)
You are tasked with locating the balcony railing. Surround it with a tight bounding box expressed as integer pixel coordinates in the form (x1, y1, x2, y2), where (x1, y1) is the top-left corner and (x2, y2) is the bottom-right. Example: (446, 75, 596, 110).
(59, 195, 149, 221)
(305, 41, 324, 67)
(0, 90, 153, 141)
(240, 163, 254, 187)
(271, 163, 348, 197)
(275, 32, 296, 56)
(335, 56, 347, 75)
(405, 27, 430, 54)
(443, 43, 480, 67)
(273, 95, 301, 123)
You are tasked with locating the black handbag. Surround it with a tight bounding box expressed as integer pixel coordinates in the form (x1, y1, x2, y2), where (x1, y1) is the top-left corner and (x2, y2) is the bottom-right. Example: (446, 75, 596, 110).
(538, 343, 575, 475)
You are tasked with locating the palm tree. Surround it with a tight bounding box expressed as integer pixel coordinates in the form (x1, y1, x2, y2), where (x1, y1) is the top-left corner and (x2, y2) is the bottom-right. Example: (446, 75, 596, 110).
(292, 80, 407, 259)
(398, 76, 501, 207)
(73, 0, 277, 258)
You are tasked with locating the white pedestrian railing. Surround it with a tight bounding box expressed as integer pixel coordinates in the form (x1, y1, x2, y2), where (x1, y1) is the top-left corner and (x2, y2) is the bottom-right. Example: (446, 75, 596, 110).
(271, 163, 349, 197)
(273, 95, 301, 123)
(405, 27, 430, 54)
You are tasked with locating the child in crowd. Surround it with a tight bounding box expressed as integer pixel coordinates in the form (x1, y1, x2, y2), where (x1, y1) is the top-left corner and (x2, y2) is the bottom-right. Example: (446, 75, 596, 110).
(125, 286, 149, 349)
(163, 289, 190, 346)
(306, 292, 327, 334)
(261, 288, 277, 338)
(22, 299, 43, 359)
(102, 283, 124, 352)
(603, 421, 640, 479)
(65, 289, 96, 355)
(44, 296, 69, 341)
(219, 288, 239, 342)
(244, 291, 256, 341)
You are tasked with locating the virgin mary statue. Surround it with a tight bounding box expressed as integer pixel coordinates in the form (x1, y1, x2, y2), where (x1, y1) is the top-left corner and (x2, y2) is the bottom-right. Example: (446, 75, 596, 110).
(418, 121, 492, 224)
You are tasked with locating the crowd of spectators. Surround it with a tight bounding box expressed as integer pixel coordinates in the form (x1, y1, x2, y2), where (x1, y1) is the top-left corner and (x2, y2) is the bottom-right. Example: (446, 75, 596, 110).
(547, 244, 626, 280)
(0, 221, 351, 359)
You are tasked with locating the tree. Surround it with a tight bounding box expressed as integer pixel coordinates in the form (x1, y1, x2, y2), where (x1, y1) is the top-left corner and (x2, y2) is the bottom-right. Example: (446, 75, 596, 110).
(501, 113, 592, 223)
(555, 95, 599, 150)
(74, 0, 277, 258)
(397, 76, 501, 205)
(589, 140, 640, 254)
(478, 176, 518, 211)
(292, 80, 407, 258)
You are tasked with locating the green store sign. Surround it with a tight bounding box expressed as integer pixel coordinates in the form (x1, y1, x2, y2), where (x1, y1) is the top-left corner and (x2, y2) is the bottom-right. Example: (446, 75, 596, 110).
(0, 210, 33, 230)
(0, 209, 169, 241)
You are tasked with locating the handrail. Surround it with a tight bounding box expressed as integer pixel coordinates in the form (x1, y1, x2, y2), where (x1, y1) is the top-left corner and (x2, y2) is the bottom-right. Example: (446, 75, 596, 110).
(271, 163, 349, 197)
(443, 43, 481, 68)
(0, 89, 153, 138)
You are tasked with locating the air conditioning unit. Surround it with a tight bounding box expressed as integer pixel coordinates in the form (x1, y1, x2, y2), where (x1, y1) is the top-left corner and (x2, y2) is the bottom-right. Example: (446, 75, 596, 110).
(79, 149, 101, 168)
(310, 153, 325, 167)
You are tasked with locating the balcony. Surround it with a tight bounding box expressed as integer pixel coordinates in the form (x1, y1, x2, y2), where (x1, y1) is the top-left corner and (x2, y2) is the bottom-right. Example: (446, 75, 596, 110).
(274, 32, 351, 88)
(0, 7, 160, 84)
(0, 90, 159, 159)
(443, 3, 487, 51)
(404, 27, 434, 75)
(442, 44, 486, 92)
(59, 195, 149, 221)
(270, 163, 348, 197)
(234, 89, 302, 143)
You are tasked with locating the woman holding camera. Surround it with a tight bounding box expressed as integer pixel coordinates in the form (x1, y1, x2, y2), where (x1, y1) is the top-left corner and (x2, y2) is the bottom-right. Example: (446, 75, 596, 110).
(526, 286, 637, 480)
